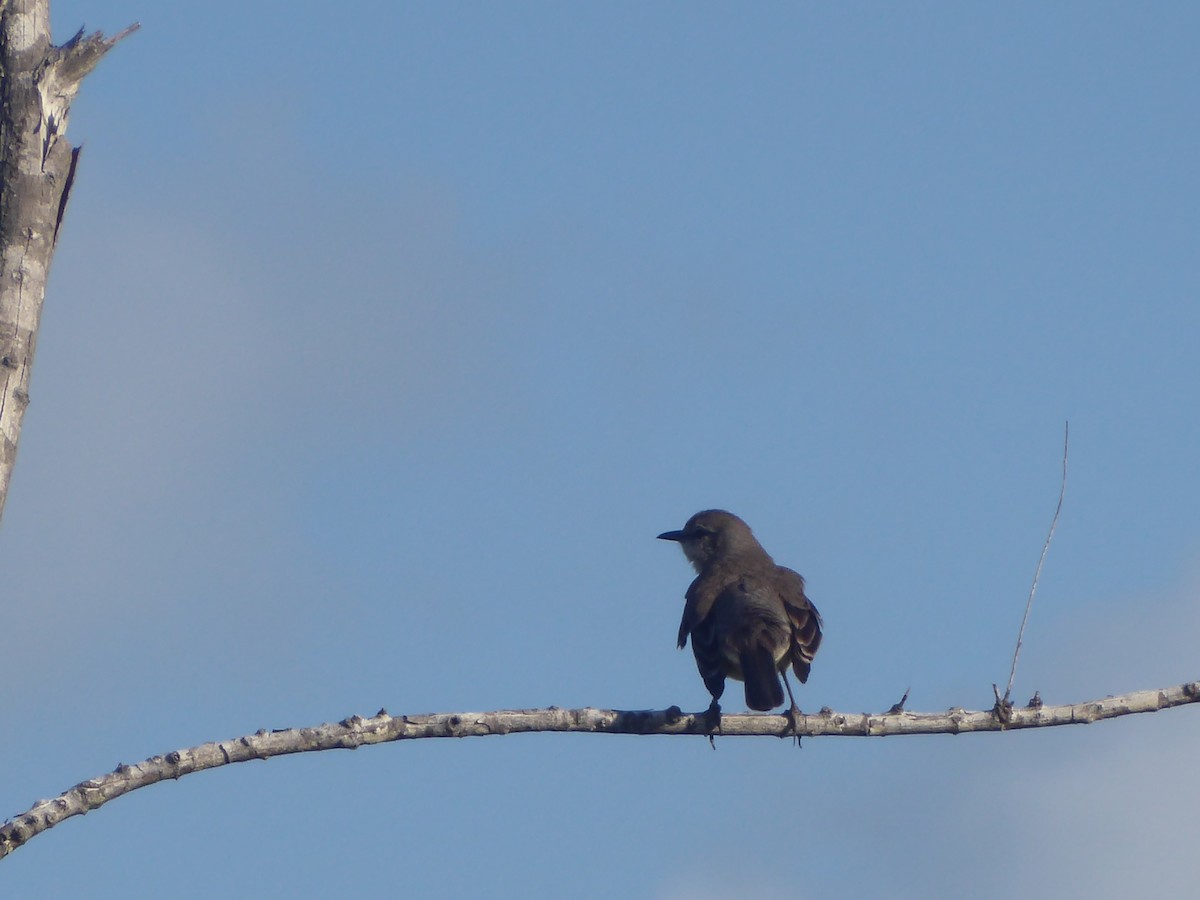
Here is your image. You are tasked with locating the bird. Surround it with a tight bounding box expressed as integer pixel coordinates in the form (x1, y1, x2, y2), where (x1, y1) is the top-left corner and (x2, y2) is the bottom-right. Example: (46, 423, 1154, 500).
(658, 509, 823, 734)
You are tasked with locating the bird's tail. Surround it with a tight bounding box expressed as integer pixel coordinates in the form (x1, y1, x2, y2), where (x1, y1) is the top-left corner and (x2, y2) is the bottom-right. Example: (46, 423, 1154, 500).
(740, 646, 785, 712)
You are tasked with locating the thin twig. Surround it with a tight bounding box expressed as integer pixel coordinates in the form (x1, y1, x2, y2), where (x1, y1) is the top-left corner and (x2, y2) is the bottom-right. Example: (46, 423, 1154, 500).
(1003, 422, 1069, 703)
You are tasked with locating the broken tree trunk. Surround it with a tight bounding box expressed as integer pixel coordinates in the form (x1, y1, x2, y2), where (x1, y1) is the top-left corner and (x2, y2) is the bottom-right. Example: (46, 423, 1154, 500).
(0, 0, 135, 523)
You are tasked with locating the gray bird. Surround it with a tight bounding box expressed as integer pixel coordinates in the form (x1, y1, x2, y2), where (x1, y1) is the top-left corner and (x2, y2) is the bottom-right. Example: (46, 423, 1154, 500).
(658, 509, 823, 733)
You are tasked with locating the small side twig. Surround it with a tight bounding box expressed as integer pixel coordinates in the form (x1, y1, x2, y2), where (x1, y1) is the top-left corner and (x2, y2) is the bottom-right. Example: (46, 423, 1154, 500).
(1001, 422, 1069, 707)
(992, 683, 1012, 724)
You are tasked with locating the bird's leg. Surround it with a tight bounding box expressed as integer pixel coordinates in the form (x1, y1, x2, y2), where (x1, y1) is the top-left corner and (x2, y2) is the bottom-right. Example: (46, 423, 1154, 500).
(702, 676, 725, 747)
(781, 671, 803, 746)
(705, 698, 722, 746)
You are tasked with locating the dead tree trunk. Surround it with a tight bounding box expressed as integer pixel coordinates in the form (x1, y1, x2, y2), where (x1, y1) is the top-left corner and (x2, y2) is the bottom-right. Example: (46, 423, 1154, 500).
(0, 0, 135, 523)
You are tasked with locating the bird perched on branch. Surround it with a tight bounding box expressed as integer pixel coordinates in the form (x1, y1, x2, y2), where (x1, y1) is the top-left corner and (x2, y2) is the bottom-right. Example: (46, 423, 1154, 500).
(658, 509, 823, 734)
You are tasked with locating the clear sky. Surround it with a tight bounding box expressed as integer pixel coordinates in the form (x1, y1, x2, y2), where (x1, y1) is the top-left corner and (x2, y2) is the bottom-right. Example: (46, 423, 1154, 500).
(3, 2, 1199, 897)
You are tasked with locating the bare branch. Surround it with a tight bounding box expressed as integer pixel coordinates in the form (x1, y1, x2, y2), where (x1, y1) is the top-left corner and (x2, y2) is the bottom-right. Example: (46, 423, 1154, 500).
(1003, 421, 1070, 704)
(3, 680, 1197, 860)
(51, 23, 140, 86)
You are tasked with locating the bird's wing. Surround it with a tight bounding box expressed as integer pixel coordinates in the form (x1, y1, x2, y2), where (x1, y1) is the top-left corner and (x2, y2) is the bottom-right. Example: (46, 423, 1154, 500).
(776, 566, 823, 683)
(677, 580, 701, 648)
(687, 610, 729, 701)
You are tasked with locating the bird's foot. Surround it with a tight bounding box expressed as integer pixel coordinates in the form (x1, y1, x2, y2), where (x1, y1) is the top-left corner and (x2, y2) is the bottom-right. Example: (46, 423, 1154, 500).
(705, 700, 722, 748)
(785, 702, 803, 747)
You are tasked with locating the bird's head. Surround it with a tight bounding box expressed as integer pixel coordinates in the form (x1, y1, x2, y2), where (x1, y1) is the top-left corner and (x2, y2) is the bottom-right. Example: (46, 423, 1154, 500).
(657, 509, 760, 573)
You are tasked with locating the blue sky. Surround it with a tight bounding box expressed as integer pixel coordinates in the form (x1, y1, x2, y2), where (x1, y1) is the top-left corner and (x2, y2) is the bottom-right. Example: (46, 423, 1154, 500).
(2, 2, 1199, 897)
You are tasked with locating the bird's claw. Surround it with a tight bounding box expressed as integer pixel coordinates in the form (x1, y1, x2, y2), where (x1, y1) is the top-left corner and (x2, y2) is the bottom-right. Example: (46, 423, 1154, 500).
(705, 700, 722, 747)
(785, 702, 803, 747)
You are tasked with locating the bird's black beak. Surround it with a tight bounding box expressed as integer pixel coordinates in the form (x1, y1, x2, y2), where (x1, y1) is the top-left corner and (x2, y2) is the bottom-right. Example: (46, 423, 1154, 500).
(657, 530, 685, 542)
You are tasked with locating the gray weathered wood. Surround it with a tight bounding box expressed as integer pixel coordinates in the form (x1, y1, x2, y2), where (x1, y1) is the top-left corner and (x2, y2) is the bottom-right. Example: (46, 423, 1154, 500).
(0, 0, 136, 523)
(2, 681, 1197, 860)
